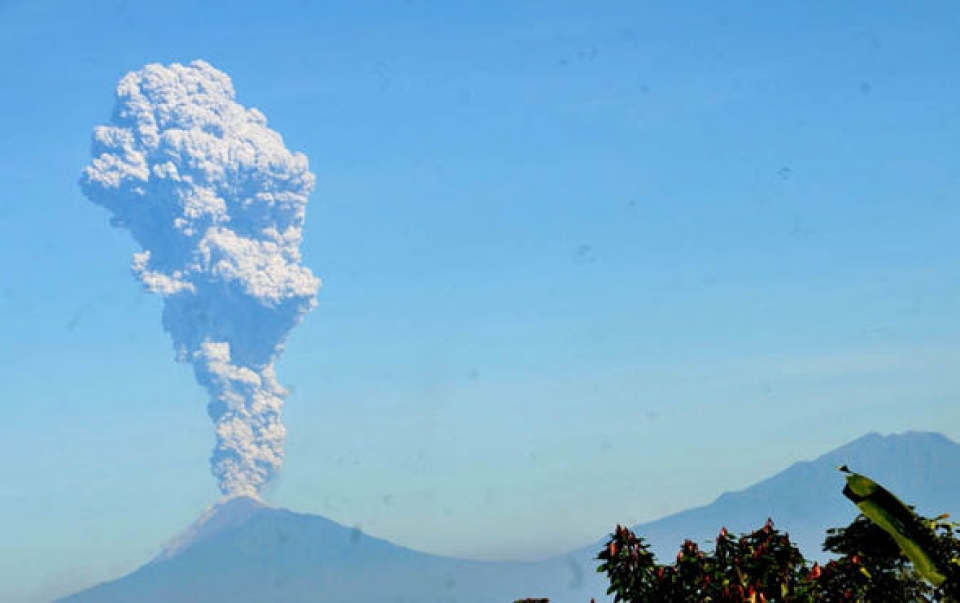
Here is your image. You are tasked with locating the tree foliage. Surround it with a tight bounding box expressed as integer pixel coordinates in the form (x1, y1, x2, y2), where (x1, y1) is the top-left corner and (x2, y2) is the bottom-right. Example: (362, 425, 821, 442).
(597, 513, 960, 602)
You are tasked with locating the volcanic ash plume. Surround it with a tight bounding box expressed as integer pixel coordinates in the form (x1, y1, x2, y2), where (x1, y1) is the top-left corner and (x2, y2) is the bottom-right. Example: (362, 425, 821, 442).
(80, 60, 319, 498)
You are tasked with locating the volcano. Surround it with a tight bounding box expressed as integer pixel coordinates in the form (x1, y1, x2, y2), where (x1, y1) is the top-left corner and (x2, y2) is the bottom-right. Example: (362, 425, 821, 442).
(59, 496, 598, 603)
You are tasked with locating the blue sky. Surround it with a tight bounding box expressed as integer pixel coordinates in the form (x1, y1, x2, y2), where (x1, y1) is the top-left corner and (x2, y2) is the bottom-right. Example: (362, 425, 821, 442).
(2, 1, 960, 600)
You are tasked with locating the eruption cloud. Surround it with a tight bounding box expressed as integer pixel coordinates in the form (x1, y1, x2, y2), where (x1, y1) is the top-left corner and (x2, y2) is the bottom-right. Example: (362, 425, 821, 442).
(81, 60, 319, 498)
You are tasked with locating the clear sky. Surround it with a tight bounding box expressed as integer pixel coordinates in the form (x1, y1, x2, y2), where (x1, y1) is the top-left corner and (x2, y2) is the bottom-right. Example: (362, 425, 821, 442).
(2, 1, 960, 601)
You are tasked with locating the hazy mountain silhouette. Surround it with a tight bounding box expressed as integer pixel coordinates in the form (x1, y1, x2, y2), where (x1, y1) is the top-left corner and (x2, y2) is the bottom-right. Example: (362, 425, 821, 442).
(60, 496, 592, 603)
(61, 431, 960, 603)
(605, 430, 960, 562)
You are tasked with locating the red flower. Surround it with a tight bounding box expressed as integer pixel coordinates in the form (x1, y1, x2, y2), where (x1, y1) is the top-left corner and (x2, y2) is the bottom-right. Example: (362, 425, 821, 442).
(809, 562, 822, 579)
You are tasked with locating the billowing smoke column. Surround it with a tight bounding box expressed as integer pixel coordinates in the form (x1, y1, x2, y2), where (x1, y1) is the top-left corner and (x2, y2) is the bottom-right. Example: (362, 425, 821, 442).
(80, 60, 320, 499)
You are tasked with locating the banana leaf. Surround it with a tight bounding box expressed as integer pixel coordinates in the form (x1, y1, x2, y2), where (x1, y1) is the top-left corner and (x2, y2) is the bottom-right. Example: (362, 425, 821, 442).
(840, 466, 947, 587)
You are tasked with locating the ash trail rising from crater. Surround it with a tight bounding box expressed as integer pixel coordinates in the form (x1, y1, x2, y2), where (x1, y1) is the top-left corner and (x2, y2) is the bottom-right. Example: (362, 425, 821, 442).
(80, 60, 320, 498)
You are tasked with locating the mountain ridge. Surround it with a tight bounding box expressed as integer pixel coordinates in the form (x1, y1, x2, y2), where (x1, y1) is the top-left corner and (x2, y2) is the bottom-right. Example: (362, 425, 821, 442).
(603, 430, 960, 563)
(61, 430, 960, 603)
(157, 495, 268, 561)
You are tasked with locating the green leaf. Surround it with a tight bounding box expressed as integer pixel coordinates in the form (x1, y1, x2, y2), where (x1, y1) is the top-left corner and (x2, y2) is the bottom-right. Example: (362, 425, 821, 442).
(841, 468, 947, 587)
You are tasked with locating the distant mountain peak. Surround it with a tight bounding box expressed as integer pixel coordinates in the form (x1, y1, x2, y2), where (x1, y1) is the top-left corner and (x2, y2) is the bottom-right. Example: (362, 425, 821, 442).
(847, 429, 948, 445)
(157, 495, 269, 561)
(615, 430, 960, 563)
(819, 430, 957, 464)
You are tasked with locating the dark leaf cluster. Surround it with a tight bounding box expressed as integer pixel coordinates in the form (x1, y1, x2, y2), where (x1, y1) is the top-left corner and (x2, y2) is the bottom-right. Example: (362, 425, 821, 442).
(596, 513, 960, 602)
